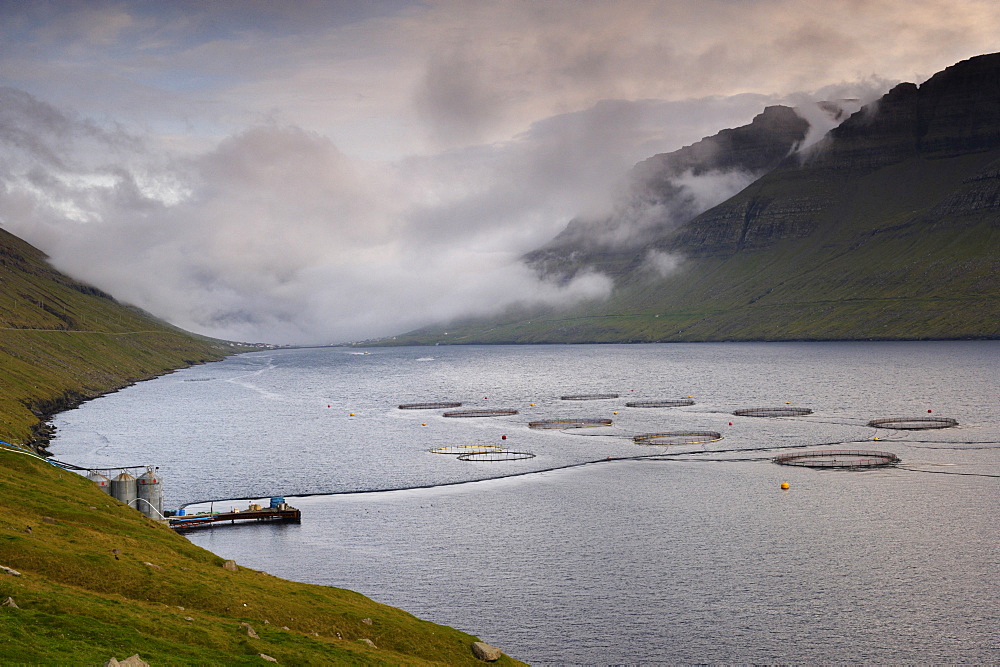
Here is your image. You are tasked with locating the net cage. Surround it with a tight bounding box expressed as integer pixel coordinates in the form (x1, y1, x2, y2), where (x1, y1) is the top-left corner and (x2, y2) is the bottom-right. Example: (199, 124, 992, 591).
(633, 431, 722, 445)
(625, 399, 695, 408)
(458, 450, 536, 462)
(428, 445, 505, 455)
(528, 418, 613, 429)
(773, 449, 900, 468)
(734, 407, 813, 417)
(442, 408, 519, 417)
(867, 417, 958, 430)
(560, 394, 620, 400)
(399, 402, 462, 410)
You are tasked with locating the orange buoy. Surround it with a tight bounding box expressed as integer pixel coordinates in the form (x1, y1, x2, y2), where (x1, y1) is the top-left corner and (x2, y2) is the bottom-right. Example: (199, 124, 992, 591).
(780, 482, 790, 490)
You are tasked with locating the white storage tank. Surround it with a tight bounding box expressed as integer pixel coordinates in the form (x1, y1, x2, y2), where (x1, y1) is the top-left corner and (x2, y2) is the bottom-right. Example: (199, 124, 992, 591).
(87, 471, 111, 494)
(136, 468, 163, 519)
(110, 471, 137, 508)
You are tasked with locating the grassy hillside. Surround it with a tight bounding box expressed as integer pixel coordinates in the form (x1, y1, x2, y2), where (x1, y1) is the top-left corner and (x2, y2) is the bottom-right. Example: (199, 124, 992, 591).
(0, 227, 522, 663)
(0, 227, 250, 447)
(0, 447, 521, 664)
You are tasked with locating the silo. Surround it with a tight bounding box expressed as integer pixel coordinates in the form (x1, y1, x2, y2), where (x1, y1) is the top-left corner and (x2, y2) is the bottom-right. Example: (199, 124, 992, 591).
(110, 471, 137, 509)
(87, 471, 111, 494)
(136, 468, 163, 519)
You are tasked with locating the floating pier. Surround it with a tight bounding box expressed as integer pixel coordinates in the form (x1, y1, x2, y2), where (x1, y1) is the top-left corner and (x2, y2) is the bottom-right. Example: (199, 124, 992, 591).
(169, 498, 301, 531)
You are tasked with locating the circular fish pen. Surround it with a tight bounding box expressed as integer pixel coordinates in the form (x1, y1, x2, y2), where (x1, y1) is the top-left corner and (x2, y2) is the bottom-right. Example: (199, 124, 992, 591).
(457, 450, 536, 462)
(399, 402, 462, 410)
(633, 431, 722, 445)
(867, 417, 958, 430)
(528, 418, 613, 429)
(560, 394, 619, 400)
(428, 445, 505, 455)
(773, 450, 900, 468)
(442, 408, 519, 418)
(734, 407, 813, 417)
(626, 399, 695, 408)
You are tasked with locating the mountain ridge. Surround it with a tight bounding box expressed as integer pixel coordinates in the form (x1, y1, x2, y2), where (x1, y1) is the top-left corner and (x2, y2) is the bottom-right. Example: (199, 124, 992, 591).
(525, 104, 813, 280)
(391, 52, 1000, 345)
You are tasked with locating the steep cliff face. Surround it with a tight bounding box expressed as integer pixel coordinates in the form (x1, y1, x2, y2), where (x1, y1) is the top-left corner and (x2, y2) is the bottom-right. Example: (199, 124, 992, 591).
(661, 52, 1000, 258)
(802, 54, 1000, 172)
(631, 104, 810, 182)
(809, 82, 923, 172)
(525, 105, 811, 279)
(915, 52, 1000, 157)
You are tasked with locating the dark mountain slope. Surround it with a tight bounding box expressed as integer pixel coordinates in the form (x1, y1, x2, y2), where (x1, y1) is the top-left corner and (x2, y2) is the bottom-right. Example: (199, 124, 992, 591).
(394, 53, 1000, 344)
(670, 53, 1000, 257)
(525, 105, 811, 281)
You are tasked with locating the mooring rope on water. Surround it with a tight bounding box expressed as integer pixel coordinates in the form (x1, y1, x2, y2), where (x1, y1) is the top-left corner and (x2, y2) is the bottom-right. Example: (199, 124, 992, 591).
(896, 466, 1000, 479)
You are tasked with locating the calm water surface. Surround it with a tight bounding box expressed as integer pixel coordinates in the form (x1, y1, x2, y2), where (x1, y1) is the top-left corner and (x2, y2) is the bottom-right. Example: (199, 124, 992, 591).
(51, 342, 1000, 664)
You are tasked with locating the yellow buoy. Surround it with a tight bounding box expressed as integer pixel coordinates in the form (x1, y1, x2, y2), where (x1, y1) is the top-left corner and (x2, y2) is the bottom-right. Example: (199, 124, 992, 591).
(349, 413, 355, 417)
(873, 436, 880, 441)
(421, 423, 427, 426)
(530, 403, 535, 407)
(780, 482, 790, 490)
(613, 411, 618, 415)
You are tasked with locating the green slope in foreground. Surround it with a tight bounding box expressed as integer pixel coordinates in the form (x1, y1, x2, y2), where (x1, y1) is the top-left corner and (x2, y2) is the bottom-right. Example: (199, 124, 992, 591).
(0, 228, 522, 664)
(0, 449, 521, 665)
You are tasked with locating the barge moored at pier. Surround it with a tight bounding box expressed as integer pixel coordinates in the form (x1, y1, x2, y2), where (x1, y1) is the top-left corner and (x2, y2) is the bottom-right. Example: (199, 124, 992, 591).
(169, 497, 300, 531)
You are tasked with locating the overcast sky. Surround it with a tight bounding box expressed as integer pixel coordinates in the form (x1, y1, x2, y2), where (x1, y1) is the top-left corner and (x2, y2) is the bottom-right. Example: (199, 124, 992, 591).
(1, 0, 997, 343)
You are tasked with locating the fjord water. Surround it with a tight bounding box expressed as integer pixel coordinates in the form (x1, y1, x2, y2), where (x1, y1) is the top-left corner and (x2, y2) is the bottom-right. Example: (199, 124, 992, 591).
(51, 342, 1000, 664)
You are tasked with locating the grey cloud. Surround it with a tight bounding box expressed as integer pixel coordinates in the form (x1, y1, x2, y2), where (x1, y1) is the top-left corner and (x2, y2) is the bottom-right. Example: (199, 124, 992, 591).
(641, 249, 684, 278)
(1, 0, 981, 345)
(414, 49, 506, 146)
(0, 87, 131, 170)
(2, 92, 651, 343)
(1, 64, 902, 344)
(3, 83, 856, 344)
(781, 79, 894, 151)
(5, 1, 997, 164)
(408, 0, 999, 152)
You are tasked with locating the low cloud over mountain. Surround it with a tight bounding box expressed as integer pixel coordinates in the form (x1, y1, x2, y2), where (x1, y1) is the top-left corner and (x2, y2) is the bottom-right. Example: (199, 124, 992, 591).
(2, 1, 996, 343)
